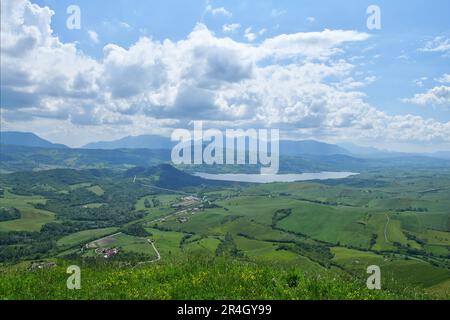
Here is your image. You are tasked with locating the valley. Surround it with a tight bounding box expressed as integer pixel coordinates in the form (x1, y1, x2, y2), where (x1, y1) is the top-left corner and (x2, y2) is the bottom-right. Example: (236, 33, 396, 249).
(0, 152, 449, 299)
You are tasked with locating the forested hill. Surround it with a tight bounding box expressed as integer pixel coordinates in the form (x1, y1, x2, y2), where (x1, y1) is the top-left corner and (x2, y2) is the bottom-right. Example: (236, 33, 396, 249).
(2, 144, 450, 175)
(126, 164, 231, 189)
(1, 164, 226, 192)
(0, 132, 68, 149)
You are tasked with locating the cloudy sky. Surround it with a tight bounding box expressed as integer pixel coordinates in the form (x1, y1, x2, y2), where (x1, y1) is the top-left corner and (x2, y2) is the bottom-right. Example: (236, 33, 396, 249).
(1, 0, 449, 151)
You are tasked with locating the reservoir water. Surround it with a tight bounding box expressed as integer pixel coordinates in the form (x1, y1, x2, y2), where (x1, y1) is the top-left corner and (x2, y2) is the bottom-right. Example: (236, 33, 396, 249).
(194, 172, 359, 183)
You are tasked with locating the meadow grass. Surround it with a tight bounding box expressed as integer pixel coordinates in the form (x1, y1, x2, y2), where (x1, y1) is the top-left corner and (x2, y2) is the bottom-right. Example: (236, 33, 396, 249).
(277, 203, 371, 248)
(86, 185, 104, 196)
(0, 192, 55, 232)
(0, 254, 432, 300)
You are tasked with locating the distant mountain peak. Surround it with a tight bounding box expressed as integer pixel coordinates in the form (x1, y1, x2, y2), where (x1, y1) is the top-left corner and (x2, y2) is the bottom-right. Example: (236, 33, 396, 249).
(83, 134, 172, 149)
(0, 131, 68, 149)
(82, 134, 351, 156)
(279, 140, 349, 156)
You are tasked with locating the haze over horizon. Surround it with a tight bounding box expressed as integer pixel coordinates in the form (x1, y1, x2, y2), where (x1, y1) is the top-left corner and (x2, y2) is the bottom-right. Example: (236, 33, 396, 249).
(1, 0, 450, 152)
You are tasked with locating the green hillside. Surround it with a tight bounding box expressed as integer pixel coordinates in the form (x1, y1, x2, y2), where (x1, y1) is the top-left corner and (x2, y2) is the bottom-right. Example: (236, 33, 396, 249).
(1, 165, 449, 300)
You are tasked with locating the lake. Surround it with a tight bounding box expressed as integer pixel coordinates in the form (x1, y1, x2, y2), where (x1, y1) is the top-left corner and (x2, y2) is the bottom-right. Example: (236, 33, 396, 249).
(194, 172, 359, 183)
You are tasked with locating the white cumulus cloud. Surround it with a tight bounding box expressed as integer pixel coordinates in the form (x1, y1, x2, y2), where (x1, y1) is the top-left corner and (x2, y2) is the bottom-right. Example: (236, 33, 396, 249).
(222, 23, 240, 33)
(419, 36, 450, 57)
(206, 3, 232, 18)
(403, 86, 450, 109)
(436, 73, 450, 84)
(87, 30, 99, 43)
(1, 0, 450, 148)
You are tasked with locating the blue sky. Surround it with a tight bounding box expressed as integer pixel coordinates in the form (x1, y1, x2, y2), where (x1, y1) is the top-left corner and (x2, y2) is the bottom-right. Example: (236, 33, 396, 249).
(2, 0, 450, 150)
(38, 0, 449, 120)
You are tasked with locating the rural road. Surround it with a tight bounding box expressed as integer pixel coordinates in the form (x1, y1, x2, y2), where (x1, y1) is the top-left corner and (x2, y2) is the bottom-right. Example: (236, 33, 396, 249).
(133, 239, 161, 268)
(384, 213, 390, 242)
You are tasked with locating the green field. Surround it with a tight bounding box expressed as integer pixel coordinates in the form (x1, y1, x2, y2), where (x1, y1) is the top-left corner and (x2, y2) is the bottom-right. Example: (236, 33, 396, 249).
(183, 237, 221, 254)
(0, 166, 449, 299)
(57, 227, 119, 248)
(331, 247, 450, 296)
(145, 228, 186, 256)
(277, 202, 372, 248)
(0, 191, 55, 232)
(87, 185, 105, 196)
(89, 233, 156, 257)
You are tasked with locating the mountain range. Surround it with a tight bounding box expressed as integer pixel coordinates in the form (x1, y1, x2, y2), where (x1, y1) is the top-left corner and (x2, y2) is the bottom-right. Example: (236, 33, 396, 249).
(1, 131, 350, 156)
(83, 134, 171, 150)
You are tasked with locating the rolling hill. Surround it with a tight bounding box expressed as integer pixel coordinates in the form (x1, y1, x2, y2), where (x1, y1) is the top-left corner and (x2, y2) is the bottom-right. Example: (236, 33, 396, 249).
(83, 135, 172, 150)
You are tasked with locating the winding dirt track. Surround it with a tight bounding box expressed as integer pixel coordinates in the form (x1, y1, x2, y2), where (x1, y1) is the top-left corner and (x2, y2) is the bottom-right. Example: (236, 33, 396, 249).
(384, 213, 390, 242)
(140, 239, 161, 264)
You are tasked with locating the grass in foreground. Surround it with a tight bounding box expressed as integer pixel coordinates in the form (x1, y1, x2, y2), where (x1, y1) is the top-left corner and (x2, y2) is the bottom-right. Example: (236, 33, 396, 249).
(0, 255, 432, 300)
